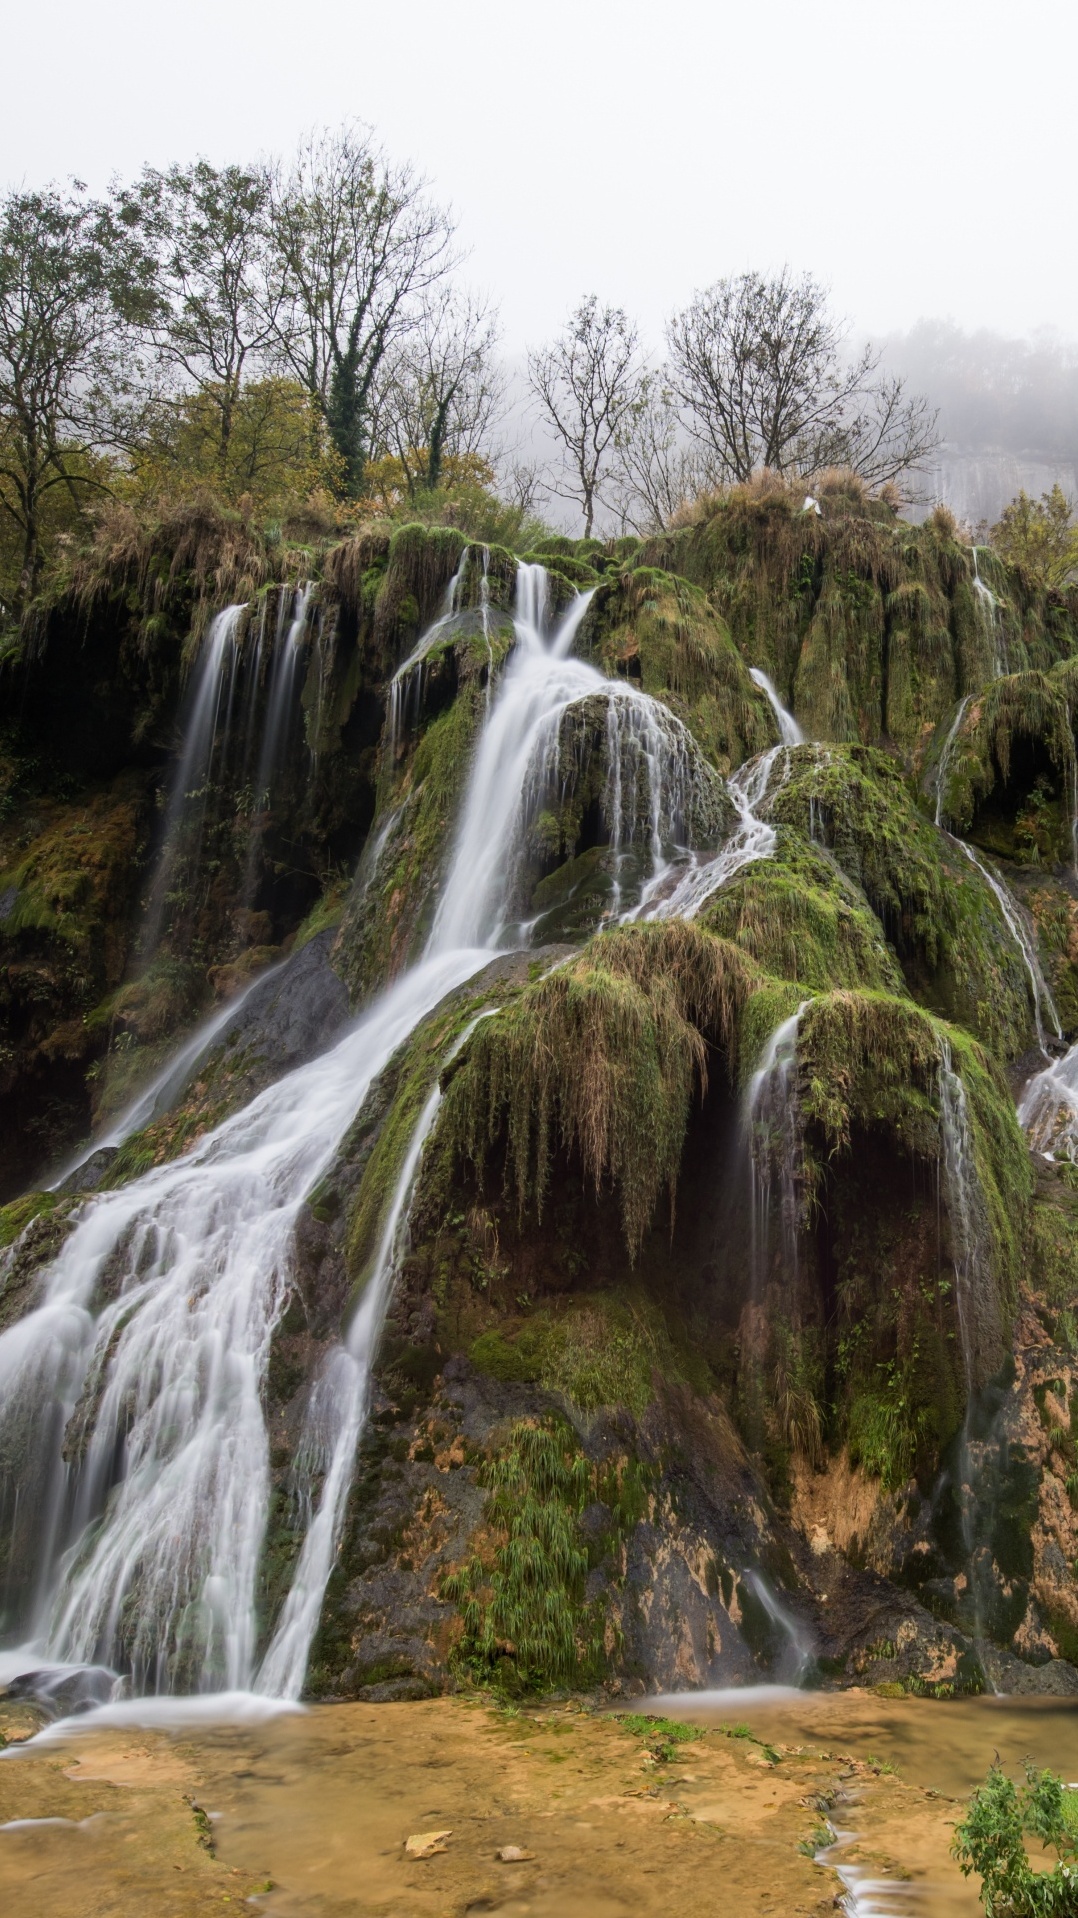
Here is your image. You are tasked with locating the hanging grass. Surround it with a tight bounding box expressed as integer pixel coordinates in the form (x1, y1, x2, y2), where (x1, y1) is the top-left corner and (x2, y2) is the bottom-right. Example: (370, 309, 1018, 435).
(437, 921, 754, 1256)
(797, 989, 1030, 1308)
(441, 1417, 601, 1692)
(933, 671, 1076, 848)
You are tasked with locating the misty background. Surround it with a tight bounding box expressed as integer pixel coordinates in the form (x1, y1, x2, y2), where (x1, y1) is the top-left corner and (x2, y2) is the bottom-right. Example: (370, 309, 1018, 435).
(4, 0, 1077, 532)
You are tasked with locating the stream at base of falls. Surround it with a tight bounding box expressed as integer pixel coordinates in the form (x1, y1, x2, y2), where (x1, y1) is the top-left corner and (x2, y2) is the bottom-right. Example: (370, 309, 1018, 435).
(2, 1689, 1076, 1917)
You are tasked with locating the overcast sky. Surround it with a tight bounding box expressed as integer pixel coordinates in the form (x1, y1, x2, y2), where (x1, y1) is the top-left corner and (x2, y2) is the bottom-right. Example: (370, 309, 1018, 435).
(5, 0, 1074, 355)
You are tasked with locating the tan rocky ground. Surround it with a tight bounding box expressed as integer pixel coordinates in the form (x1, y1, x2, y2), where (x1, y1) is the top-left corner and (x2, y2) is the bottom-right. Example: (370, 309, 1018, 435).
(2, 1688, 1046, 1916)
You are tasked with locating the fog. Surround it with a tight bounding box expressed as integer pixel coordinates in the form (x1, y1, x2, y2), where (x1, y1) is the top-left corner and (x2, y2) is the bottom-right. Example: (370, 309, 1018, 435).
(5, 0, 1077, 349)
(5, 0, 1077, 527)
(880, 325, 1078, 524)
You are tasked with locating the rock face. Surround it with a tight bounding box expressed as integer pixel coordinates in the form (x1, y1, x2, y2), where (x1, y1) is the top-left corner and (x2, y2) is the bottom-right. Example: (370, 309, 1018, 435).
(5, 495, 1078, 1703)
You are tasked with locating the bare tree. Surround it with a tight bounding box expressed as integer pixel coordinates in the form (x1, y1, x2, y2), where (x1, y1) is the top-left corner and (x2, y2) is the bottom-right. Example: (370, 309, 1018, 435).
(668, 269, 939, 488)
(611, 370, 711, 532)
(378, 286, 502, 494)
(527, 296, 642, 536)
(123, 160, 280, 481)
(268, 124, 455, 496)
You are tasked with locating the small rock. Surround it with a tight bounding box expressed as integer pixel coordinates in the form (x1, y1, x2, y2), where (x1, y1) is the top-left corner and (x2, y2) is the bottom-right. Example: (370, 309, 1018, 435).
(496, 1846, 535, 1862)
(405, 1829, 452, 1859)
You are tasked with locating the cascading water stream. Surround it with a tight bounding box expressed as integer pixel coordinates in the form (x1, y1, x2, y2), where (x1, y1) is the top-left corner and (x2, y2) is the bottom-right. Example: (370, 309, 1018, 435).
(254, 583, 314, 805)
(634, 672, 806, 922)
(0, 560, 733, 1707)
(386, 544, 474, 751)
(50, 958, 289, 1187)
(952, 839, 1062, 1055)
(743, 1004, 808, 1301)
(635, 747, 785, 922)
(971, 547, 1007, 679)
(749, 667, 804, 747)
(934, 694, 972, 829)
(0, 945, 489, 1692)
(141, 604, 247, 955)
(1018, 1043, 1078, 1162)
(937, 1036, 999, 1685)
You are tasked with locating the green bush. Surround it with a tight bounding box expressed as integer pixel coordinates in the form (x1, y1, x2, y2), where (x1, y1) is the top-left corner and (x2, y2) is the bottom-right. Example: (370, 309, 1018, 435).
(953, 1763, 1078, 1915)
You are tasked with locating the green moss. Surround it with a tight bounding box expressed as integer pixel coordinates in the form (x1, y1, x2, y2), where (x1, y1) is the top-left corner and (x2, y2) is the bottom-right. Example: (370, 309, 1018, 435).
(616, 1715, 705, 1762)
(0, 1190, 58, 1249)
(701, 831, 905, 995)
(291, 883, 347, 952)
(1030, 1188, 1078, 1308)
(339, 682, 486, 996)
(436, 922, 753, 1257)
(591, 566, 773, 773)
(767, 744, 1034, 1058)
(933, 671, 1077, 859)
(468, 1291, 702, 1416)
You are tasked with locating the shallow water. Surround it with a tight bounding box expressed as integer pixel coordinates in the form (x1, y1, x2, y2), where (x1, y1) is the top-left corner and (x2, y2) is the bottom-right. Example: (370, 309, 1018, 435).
(3, 1691, 1077, 1915)
(656, 1688, 1078, 1916)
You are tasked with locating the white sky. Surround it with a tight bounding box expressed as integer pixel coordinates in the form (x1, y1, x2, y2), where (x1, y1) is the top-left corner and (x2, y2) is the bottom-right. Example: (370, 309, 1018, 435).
(5, 0, 1075, 354)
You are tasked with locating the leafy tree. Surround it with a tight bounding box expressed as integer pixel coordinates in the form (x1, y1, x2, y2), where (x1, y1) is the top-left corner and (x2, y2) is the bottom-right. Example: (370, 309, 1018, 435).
(128, 377, 342, 510)
(0, 183, 153, 610)
(953, 1762, 1078, 1915)
(528, 296, 643, 536)
(377, 286, 502, 496)
(268, 123, 455, 496)
(123, 161, 281, 483)
(667, 268, 939, 487)
(991, 484, 1078, 590)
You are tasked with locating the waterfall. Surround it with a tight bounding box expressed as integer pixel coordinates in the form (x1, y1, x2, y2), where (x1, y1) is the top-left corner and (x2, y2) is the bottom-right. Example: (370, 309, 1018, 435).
(938, 1040, 992, 1397)
(743, 1005, 808, 1298)
(971, 548, 1007, 679)
(749, 667, 804, 747)
(253, 582, 314, 807)
(740, 1568, 813, 1683)
(51, 959, 288, 1187)
(1019, 1043, 1078, 1162)
(937, 1037, 999, 1681)
(953, 840, 1062, 1054)
(0, 946, 488, 1692)
(141, 604, 247, 955)
(637, 745, 788, 922)
(1, 558, 735, 1707)
(934, 694, 972, 828)
(255, 1012, 491, 1699)
(386, 545, 473, 750)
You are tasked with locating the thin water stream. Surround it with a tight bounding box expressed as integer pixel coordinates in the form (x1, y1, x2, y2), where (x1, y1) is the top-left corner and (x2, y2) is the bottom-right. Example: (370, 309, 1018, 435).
(0, 561, 744, 1709)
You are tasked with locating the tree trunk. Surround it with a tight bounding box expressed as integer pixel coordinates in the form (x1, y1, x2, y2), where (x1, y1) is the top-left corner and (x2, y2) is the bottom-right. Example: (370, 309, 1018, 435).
(16, 497, 41, 619)
(427, 401, 450, 494)
(328, 349, 366, 499)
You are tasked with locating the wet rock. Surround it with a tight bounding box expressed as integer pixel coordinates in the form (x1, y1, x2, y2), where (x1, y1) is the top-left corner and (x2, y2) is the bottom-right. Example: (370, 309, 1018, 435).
(53, 1146, 118, 1196)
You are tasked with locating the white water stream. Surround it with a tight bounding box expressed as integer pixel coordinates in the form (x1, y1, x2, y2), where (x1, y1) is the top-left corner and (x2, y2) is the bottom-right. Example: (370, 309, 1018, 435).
(953, 839, 1062, 1055)
(0, 561, 755, 1707)
(750, 666, 804, 747)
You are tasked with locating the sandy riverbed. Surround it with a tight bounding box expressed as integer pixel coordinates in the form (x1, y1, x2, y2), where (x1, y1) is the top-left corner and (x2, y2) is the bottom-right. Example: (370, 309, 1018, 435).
(1, 1688, 1076, 1915)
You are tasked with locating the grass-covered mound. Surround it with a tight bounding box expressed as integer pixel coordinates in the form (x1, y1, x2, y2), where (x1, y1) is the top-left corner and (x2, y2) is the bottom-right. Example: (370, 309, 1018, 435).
(763, 744, 1038, 1057)
(588, 565, 775, 773)
(699, 831, 905, 994)
(435, 921, 754, 1257)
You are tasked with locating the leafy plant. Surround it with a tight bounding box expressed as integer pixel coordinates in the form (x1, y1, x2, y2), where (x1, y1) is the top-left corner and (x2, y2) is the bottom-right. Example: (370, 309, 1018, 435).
(952, 1763, 1078, 1916)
